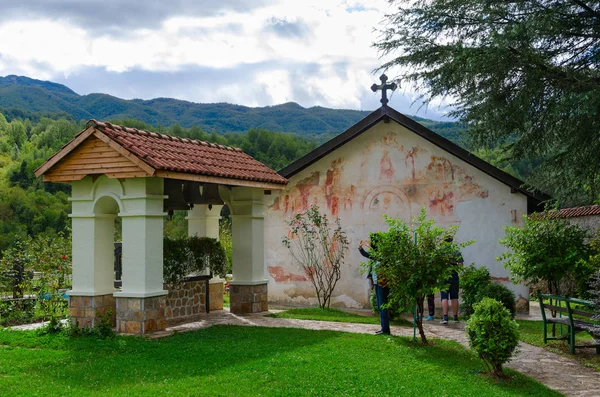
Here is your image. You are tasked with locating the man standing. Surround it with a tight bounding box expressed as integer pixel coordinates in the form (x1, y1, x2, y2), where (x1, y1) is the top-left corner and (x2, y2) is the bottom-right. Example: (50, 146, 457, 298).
(359, 236, 391, 335)
(440, 237, 463, 324)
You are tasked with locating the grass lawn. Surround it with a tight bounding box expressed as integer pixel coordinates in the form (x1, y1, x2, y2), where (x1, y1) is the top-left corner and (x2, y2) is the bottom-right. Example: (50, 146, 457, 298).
(266, 307, 412, 327)
(516, 320, 599, 371)
(0, 326, 558, 397)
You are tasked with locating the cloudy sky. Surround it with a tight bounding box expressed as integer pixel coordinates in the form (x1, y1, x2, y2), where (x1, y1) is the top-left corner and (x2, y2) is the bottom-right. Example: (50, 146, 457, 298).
(0, 0, 450, 120)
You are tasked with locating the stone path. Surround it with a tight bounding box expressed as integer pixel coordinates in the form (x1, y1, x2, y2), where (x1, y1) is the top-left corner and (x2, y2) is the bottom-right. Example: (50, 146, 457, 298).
(165, 309, 600, 397)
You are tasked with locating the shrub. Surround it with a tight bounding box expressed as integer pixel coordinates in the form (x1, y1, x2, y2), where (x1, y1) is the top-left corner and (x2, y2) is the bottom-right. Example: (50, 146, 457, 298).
(36, 316, 62, 335)
(163, 236, 227, 286)
(370, 288, 403, 320)
(459, 264, 491, 316)
(589, 271, 600, 341)
(282, 205, 349, 309)
(476, 282, 516, 318)
(499, 213, 592, 296)
(367, 208, 473, 344)
(0, 298, 37, 327)
(466, 298, 520, 377)
(1, 233, 71, 323)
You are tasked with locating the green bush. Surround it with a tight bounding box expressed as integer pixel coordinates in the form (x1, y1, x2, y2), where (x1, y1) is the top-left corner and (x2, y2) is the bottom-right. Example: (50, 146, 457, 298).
(476, 282, 516, 318)
(370, 288, 403, 320)
(163, 236, 227, 286)
(466, 298, 520, 377)
(365, 208, 473, 344)
(499, 213, 592, 297)
(0, 298, 37, 326)
(459, 264, 491, 316)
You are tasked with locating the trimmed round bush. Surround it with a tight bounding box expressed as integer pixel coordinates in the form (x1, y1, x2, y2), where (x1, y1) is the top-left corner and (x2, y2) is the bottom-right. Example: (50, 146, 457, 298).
(466, 297, 520, 377)
(476, 282, 516, 317)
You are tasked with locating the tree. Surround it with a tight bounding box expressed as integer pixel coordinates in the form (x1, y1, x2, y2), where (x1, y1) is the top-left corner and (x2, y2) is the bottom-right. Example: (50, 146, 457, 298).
(370, 208, 472, 343)
(282, 205, 349, 309)
(375, 1, 600, 205)
(499, 213, 593, 297)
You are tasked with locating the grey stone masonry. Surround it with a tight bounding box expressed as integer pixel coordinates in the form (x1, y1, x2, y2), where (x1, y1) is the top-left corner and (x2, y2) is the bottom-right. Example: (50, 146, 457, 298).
(68, 294, 116, 328)
(164, 280, 206, 326)
(116, 295, 166, 335)
(230, 283, 268, 314)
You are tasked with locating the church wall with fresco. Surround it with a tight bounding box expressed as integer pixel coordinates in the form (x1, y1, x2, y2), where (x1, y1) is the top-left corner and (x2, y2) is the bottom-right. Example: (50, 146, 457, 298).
(264, 120, 528, 309)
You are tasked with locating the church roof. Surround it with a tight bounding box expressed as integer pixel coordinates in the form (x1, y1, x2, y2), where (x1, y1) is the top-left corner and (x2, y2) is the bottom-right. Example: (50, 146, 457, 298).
(542, 205, 600, 219)
(35, 119, 287, 189)
(279, 106, 549, 210)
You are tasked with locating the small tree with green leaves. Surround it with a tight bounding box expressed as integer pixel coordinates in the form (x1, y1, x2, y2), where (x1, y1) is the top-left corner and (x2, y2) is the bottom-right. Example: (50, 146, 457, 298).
(369, 208, 473, 343)
(282, 205, 349, 309)
(499, 214, 592, 297)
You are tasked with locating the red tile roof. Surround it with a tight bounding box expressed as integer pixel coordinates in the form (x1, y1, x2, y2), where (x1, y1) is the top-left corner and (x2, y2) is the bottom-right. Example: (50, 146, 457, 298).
(88, 120, 287, 185)
(543, 205, 600, 219)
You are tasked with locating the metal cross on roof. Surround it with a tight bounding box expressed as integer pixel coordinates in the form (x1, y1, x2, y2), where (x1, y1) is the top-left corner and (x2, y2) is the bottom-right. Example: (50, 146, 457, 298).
(371, 74, 397, 106)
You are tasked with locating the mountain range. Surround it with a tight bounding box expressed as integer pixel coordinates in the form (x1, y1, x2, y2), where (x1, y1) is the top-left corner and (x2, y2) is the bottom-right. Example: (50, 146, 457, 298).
(0, 75, 464, 141)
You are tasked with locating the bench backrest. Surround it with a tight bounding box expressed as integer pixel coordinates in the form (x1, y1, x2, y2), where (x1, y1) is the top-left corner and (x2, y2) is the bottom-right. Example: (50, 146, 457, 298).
(537, 292, 595, 320)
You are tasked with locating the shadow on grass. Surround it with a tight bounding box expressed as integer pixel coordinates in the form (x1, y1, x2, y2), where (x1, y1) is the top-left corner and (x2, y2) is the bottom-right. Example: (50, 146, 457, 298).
(0, 326, 343, 395)
(0, 326, 562, 396)
(387, 336, 563, 397)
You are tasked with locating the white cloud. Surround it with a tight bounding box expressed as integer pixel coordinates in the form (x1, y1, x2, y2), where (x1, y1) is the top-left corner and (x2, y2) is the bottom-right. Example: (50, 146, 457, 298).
(0, 0, 452, 119)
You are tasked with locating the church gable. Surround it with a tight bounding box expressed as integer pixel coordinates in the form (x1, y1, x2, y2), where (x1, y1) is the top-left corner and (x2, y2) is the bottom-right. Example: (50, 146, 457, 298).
(43, 135, 149, 182)
(269, 120, 491, 224)
(265, 116, 532, 308)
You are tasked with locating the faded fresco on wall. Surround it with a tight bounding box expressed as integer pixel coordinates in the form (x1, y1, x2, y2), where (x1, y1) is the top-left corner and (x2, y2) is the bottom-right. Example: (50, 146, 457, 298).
(264, 121, 528, 308)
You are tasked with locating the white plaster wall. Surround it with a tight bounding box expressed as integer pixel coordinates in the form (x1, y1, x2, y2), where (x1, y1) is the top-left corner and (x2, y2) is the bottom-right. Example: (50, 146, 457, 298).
(70, 176, 168, 297)
(264, 120, 528, 308)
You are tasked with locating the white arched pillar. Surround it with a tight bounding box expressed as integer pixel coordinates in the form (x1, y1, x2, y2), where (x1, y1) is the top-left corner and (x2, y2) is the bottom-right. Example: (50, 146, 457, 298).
(113, 177, 168, 335)
(186, 204, 225, 310)
(223, 186, 268, 314)
(68, 176, 169, 335)
(187, 204, 222, 239)
(68, 179, 121, 328)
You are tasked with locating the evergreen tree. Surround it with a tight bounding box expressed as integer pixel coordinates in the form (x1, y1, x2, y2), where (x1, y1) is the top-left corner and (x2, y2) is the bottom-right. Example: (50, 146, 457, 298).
(375, 1, 600, 205)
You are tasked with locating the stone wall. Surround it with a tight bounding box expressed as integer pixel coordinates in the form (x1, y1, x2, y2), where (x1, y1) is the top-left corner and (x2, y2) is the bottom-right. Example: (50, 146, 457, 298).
(69, 294, 116, 328)
(209, 279, 225, 311)
(115, 295, 166, 335)
(567, 215, 600, 236)
(230, 283, 268, 314)
(164, 279, 207, 326)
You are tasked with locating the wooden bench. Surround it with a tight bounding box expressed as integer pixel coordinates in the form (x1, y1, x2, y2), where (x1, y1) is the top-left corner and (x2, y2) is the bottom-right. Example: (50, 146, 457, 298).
(537, 292, 599, 354)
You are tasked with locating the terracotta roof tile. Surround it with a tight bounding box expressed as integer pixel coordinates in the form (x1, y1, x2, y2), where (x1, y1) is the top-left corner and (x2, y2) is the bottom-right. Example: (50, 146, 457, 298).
(542, 205, 600, 219)
(87, 119, 287, 185)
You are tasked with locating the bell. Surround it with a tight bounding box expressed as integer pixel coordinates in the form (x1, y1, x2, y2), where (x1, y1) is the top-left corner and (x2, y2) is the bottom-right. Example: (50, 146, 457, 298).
(163, 179, 224, 212)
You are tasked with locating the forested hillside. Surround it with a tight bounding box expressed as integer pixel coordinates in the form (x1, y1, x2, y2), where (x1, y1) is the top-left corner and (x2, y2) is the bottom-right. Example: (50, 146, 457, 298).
(0, 113, 321, 253)
(0, 75, 550, 256)
(0, 75, 466, 140)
